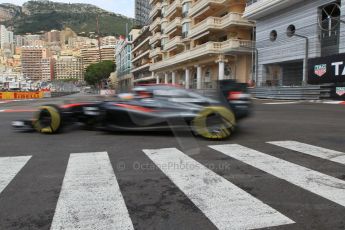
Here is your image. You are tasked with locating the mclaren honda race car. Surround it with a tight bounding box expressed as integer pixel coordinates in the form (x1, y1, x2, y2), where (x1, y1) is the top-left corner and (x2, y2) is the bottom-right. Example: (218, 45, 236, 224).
(12, 81, 251, 140)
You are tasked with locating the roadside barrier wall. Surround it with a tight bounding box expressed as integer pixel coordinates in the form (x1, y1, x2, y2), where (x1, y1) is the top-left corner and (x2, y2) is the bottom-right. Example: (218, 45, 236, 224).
(0, 91, 78, 100)
(0, 91, 44, 100)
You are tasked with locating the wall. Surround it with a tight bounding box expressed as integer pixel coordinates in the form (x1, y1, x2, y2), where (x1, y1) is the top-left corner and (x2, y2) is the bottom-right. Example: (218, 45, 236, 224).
(254, 0, 345, 85)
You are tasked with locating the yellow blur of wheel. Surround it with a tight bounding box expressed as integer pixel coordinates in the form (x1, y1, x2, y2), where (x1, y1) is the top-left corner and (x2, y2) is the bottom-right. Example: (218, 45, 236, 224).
(192, 106, 236, 140)
(33, 105, 61, 134)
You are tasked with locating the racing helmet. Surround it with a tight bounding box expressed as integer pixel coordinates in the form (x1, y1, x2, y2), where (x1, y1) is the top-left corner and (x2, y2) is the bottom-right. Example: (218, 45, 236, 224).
(132, 87, 153, 98)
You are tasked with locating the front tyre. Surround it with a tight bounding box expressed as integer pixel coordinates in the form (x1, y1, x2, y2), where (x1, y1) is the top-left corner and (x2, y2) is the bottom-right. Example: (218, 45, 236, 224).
(192, 106, 236, 140)
(33, 105, 62, 134)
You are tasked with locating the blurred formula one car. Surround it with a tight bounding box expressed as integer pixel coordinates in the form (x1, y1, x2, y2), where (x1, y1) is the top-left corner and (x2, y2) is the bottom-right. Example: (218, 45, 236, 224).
(12, 80, 251, 140)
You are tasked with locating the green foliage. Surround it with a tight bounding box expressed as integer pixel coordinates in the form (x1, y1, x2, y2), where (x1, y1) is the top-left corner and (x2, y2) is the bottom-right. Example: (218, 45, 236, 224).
(84, 60, 115, 86)
(4, 1, 134, 36)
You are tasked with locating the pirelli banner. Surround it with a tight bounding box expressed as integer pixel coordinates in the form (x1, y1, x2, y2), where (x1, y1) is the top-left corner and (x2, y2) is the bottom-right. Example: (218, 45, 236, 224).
(0, 92, 44, 100)
(308, 53, 345, 84)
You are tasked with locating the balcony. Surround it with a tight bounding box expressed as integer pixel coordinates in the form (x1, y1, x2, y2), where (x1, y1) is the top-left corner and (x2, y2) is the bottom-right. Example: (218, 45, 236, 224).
(149, 0, 160, 5)
(189, 0, 227, 17)
(131, 63, 150, 73)
(149, 47, 162, 58)
(149, 2, 162, 19)
(163, 36, 183, 51)
(149, 17, 161, 32)
(165, 17, 182, 34)
(188, 13, 254, 38)
(243, 0, 303, 20)
(150, 39, 254, 71)
(132, 50, 150, 63)
(133, 74, 155, 83)
(165, 0, 182, 17)
(149, 32, 161, 45)
(132, 37, 150, 53)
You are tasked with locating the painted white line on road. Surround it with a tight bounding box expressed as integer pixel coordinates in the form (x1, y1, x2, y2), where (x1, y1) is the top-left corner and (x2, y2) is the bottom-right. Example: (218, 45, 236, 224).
(264, 102, 301, 105)
(0, 156, 31, 194)
(143, 148, 294, 230)
(323, 101, 344, 104)
(210, 144, 345, 208)
(268, 141, 345, 166)
(0, 109, 36, 113)
(50, 152, 134, 230)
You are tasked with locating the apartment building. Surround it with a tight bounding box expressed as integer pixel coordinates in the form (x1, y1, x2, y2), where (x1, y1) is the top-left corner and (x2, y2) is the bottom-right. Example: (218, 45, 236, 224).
(131, 26, 153, 85)
(41, 58, 55, 81)
(80, 46, 115, 70)
(55, 56, 84, 82)
(135, 0, 152, 26)
(148, 0, 255, 89)
(244, 0, 345, 86)
(116, 29, 140, 92)
(0, 25, 13, 50)
(68, 36, 98, 49)
(45, 30, 61, 44)
(101, 36, 117, 46)
(21, 46, 50, 81)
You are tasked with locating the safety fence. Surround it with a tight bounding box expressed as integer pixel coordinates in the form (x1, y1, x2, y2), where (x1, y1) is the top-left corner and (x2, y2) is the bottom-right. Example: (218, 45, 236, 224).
(249, 85, 334, 100)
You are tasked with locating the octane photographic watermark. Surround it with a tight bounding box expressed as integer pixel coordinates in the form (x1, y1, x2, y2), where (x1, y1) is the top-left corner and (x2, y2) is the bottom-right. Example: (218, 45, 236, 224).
(116, 160, 231, 172)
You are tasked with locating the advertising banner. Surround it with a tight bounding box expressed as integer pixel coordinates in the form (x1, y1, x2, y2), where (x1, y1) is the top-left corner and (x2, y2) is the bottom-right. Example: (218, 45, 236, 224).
(13, 92, 43, 99)
(0, 92, 44, 100)
(308, 53, 345, 84)
(100, 90, 116, 96)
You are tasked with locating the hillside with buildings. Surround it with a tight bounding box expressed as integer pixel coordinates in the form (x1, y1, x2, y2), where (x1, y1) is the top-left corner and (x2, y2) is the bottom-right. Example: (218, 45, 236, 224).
(0, 0, 134, 36)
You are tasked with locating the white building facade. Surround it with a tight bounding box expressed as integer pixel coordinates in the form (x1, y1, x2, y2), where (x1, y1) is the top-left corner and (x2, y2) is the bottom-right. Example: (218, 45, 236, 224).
(244, 0, 345, 86)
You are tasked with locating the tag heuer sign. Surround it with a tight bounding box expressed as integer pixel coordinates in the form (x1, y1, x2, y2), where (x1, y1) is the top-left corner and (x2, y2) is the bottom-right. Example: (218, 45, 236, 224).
(336, 87, 345, 96)
(308, 53, 345, 84)
(314, 64, 327, 77)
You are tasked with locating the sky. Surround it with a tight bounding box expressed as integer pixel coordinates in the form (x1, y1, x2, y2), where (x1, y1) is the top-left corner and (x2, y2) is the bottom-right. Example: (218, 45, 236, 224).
(0, 0, 135, 18)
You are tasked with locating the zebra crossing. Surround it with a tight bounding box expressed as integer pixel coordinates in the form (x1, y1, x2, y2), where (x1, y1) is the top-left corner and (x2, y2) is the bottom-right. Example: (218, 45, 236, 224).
(0, 141, 344, 229)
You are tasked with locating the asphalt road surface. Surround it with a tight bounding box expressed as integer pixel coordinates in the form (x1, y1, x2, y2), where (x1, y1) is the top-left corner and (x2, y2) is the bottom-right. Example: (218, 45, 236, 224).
(0, 94, 344, 230)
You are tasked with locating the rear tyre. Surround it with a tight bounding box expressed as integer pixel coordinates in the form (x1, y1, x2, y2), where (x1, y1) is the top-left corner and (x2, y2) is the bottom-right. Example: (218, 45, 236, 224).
(192, 106, 236, 140)
(33, 105, 62, 134)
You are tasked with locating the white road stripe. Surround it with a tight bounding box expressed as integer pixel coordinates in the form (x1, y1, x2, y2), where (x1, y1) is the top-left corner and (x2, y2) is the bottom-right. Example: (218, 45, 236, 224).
(268, 141, 345, 165)
(264, 102, 300, 105)
(323, 101, 344, 104)
(143, 148, 294, 230)
(50, 152, 134, 230)
(210, 144, 345, 208)
(0, 156, 31, 194)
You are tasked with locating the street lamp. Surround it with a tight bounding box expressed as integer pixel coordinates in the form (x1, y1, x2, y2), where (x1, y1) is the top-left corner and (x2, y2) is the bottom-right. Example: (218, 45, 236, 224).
(287, 24, 309, 85)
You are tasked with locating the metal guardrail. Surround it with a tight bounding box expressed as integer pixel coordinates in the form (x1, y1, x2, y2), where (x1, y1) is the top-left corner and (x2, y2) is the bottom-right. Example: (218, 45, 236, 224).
(51, 92, 79, 98)
(250, 85, 333, 100)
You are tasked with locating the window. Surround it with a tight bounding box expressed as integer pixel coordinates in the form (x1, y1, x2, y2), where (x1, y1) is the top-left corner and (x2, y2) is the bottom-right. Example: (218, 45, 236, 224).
(161, 21, 168, 34)
(270, 30, 277, 41)
(182, 22, 190, 38)
(161, 6, 168, 17)
(286, 25, 296, 37)
(182, 2, 190, 17)
(161, 37, 168, 49)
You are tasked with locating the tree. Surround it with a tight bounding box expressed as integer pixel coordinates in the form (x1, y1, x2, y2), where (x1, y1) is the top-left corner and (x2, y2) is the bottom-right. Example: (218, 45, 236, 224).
(84, 60, 115, 86)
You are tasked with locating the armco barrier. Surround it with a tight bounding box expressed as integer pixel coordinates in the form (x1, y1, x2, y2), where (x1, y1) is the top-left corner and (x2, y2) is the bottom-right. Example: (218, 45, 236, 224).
(100, 89, 116, 96)
(51, 92, 78, 97)
(250, 85, 333, 100)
